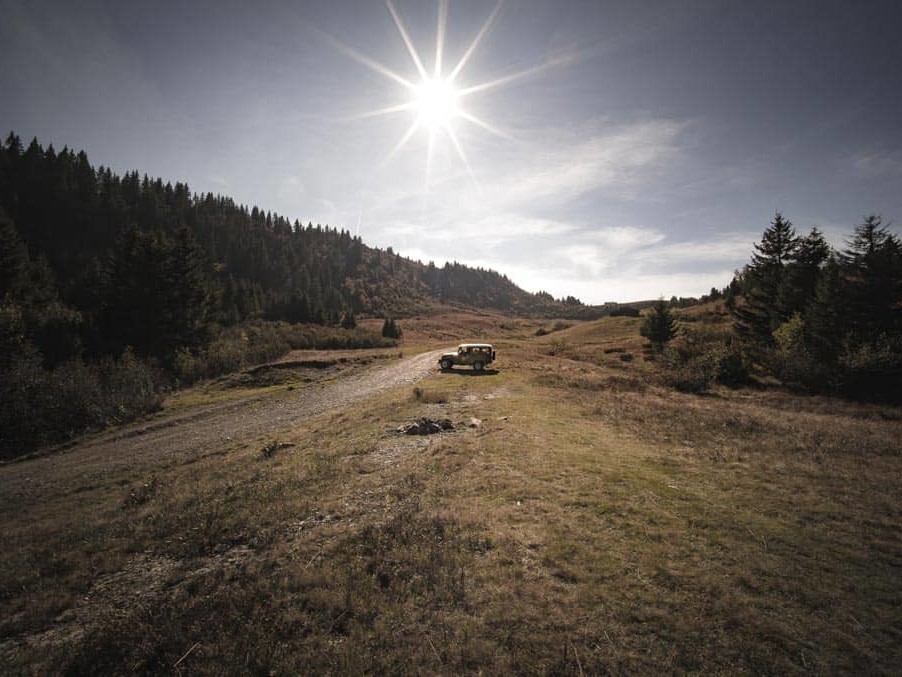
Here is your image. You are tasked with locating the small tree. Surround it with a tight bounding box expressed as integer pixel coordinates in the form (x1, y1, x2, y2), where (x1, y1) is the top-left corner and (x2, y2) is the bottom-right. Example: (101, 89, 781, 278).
(641, 299, 678, 350)
(733, 212, 800, 344)
(381, 317, 402, 339)
(341, 309, 357, 330)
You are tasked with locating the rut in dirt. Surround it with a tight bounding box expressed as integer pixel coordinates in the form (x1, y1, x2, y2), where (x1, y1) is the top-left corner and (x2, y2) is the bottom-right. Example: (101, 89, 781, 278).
(0, 350, 444, 500)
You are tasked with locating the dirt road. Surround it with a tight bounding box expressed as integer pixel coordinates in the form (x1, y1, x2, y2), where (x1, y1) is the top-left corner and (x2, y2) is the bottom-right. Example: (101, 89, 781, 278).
(0, 350, 443, 501)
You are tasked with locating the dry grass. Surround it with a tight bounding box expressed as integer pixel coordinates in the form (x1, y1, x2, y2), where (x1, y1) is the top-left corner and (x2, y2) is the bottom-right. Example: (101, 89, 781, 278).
(1, 311, 901, 673)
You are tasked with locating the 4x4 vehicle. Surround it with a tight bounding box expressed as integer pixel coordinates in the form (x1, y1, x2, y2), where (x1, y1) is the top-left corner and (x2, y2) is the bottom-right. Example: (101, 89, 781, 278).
(439, 343, 496, 371)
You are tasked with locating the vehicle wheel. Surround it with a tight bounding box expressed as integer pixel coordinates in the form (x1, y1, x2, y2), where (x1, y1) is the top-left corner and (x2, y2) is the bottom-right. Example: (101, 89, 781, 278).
(473, 361, 484, 372)
(440, 359, 452, 370)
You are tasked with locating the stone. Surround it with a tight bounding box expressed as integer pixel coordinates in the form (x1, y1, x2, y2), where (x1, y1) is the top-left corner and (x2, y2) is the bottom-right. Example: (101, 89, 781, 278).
(398, 418, 454, 435)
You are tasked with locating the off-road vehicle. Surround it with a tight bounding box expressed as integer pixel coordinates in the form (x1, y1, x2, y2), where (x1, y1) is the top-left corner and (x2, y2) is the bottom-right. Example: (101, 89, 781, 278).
(439, 343, 496, 371)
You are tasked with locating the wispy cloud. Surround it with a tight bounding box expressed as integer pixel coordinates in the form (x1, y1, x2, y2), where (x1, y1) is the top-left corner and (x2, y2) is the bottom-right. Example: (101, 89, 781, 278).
(483, 118, 687, 207)
(852, 150, 902, 179)
(353, 116, 705, 301)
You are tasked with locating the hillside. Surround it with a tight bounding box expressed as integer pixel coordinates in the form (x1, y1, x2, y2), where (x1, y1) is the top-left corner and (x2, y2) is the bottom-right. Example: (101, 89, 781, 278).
(1, 310, 900, 673)
(0, 133, 599, 331)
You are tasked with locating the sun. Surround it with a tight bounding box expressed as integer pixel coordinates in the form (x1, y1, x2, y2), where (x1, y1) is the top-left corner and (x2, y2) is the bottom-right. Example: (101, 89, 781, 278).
(412, 77, 459, 133)
(325, 0, 511, 183)
(326, 0, 568, 186)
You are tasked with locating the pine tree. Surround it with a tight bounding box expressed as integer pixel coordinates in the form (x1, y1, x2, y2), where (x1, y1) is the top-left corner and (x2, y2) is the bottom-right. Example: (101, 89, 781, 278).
(0, 209, 29, 300)
(341, 309, 357, 330)
(802, 255, 847, 363)
(734, 212, 799, 345)
(382, 317, 401, 339)
(840, 215, 902, 342)
(640, 299, 677, 349)
(783, 227, 831, 315)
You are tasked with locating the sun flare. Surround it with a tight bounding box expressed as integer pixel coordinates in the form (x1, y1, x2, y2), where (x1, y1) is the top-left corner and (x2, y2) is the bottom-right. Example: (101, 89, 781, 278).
(412, 77, 459, 132)
(328, 0, 565, 187)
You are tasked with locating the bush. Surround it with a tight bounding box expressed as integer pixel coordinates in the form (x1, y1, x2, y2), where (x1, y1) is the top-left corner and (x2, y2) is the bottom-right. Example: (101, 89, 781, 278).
(658, 327, 750, 393)
(173, 321, 397, 385)
(0, 348, 163, 459)
(837, 337, 902, 403)
(382, 318, 402, 339)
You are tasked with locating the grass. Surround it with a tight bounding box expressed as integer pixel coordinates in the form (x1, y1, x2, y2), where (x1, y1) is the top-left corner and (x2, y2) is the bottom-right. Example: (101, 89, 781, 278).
(1, 310, 901, 673)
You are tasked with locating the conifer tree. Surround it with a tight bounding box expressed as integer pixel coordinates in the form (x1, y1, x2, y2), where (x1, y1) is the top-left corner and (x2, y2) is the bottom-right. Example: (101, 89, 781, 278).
(640, 298, 677, 350)
(784, 227, 831, 314)
(840, 215, 901, 342)
(0, 209, 28, 300)
(382, 317, 401, 339)
(734, 212, 799, 344)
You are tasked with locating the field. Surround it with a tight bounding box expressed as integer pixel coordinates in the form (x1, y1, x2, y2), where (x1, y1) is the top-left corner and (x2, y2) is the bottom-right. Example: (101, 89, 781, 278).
(2, 307, 901, 674)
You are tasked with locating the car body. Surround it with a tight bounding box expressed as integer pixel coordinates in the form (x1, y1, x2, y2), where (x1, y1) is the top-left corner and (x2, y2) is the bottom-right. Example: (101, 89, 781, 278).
(439, 343, 496, 371)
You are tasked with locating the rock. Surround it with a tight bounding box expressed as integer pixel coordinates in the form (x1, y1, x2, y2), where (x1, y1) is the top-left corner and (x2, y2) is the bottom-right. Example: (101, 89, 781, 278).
(468, 417, 482, 428)
(398, 418, 454, 435)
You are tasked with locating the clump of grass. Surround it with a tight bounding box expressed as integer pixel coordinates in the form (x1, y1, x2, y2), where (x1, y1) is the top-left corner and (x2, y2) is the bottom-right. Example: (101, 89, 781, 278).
(261, 440, 294, 459)
(261, 441, 280, 458)
(534, 320, 572, 337)
(412, 387, 450, 404)
(124, 475, 159, 507)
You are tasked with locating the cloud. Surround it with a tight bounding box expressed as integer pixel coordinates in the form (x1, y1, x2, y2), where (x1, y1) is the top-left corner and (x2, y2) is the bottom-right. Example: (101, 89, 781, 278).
(336, 116, 700, 301)
(851, 151, 902, 179)
(483, 118, 687, 207)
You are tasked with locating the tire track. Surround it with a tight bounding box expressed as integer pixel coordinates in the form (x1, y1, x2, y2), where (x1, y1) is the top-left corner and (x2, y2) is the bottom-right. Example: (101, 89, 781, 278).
(0, 350, 443, 501)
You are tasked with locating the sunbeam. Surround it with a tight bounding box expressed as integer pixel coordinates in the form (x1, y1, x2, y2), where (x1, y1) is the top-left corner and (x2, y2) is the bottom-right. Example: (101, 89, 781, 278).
(328, 0, 567, 188)
(434, 0, 448, 79)
(381, 120, 421, 167)
(447, 0, 503, 84)
(318, 29, 414, 90)
(386, 0, 429, 80)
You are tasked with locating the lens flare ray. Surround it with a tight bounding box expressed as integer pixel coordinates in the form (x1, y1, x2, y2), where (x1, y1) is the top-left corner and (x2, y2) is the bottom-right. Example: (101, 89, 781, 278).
(447, 0, 503, 84)
(386, 0, 429, 81)
(328, 0, 567, 187)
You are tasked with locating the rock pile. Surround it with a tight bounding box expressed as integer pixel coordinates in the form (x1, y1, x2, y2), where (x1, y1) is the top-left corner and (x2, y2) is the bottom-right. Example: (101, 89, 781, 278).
(398, 418, 454, 435)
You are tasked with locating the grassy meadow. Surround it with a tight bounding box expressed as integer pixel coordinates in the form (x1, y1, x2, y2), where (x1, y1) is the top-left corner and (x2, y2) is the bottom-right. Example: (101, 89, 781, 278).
(1, 306, 900, 673)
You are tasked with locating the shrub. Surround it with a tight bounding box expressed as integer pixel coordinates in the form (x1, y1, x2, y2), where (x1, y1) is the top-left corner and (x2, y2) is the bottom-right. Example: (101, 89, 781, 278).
(658, 326, 749, 393)
(837, 337, 902, 403)
(0, 349, 163, 459)
(382, 318, 402, 339)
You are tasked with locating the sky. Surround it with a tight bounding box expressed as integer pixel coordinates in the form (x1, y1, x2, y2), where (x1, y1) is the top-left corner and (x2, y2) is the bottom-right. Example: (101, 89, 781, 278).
(2, 0, 901, 303)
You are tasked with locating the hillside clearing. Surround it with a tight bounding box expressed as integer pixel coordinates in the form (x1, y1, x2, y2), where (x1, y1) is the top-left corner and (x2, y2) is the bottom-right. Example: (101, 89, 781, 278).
(1, 315, 900, 673)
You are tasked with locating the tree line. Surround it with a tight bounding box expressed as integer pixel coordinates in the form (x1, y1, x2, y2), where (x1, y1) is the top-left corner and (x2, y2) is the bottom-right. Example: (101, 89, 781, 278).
(639, 213, 900, 400)
(0, 133, 593, 364)
(733, 212, 901, 400)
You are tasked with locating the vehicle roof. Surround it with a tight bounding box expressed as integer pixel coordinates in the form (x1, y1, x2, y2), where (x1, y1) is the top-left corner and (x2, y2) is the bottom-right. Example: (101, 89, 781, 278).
(458, 343, 493, 348)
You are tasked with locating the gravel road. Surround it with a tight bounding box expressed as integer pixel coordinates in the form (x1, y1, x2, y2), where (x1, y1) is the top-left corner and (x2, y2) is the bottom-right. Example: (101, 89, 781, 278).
(0, 350, 443, 500)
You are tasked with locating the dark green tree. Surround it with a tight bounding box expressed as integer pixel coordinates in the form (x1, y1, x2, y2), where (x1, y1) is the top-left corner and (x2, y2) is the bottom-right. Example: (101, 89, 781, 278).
(100, 228, 210, 359)
(734, 212, 799, 345)
(341, 309, 357, 330)
(783, 227, 831, 314)
(641, 298, 678, 350)
(0, 208, 29, 300)
(382, 317, 402, 339)
(840, 215, 901, 342)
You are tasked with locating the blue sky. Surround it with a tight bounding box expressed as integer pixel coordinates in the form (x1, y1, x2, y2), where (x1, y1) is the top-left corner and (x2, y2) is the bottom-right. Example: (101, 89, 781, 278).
(2, 0, 901, 302)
